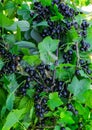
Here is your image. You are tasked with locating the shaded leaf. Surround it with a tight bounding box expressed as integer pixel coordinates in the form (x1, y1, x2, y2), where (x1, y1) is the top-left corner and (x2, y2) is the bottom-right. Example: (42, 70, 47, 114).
(0, 88, 6, 105)
(31, 29, 43, 43)
(0, 59, 4, 70)
(15, 41, 36, 48)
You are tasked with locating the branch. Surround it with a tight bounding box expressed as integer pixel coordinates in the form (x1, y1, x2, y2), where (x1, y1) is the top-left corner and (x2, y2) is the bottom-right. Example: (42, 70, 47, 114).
(76, 42, 80, 68)
(52, 44, 59, 84)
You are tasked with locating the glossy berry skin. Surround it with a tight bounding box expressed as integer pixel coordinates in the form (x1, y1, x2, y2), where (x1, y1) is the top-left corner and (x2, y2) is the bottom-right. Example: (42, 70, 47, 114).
(68, 50, 73, 55)
(61, 127, 66, 130)
(75, 70, 80, 76)
(67, 103, 73, 110)
(78, 122, 83, 128)
(79, 59, 84, 65)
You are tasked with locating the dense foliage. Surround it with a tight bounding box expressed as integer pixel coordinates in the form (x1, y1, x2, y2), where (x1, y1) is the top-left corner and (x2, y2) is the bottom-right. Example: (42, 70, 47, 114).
(0, 0, 92, 130)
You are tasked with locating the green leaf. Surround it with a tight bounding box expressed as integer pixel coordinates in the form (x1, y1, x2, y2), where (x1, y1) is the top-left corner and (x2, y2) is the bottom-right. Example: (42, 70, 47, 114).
(17, 3, 30, 20)
(0, 13, 13, 27)
(51, 5, 64, 21)
(4, 34, 15, 44)
(86, 26, 92, 50)
(68, 76, 91, 103)
(31, 29, 43, 43)
(0, 59, 4, 70)
(16, 26, 21, 41)
(85, 125, 92, 130)
(51, 14, 63, 21)
(1, 106, 7, 118)
(84, 90, 92, 108)
(47, 92, 63, 110)
(10, 45, 19, 55)
(67, 27, 79, 42)
(8, 74, 18, 93)
(23, 55, 41, 66)
(4, 1, 15, 10)
(0, 88, 6, 105)
(54, 125, 60, 130)
(2, 109, 25, 130)
(44, 111, 53, 117)
(74, 101, 89, 120)
(29, 106, 34, 120)
(60, 111, 75, 125)
(6, 93, 15, 111)
(15, 41, 36, 48)
(79, 70, 89, 78)
(26, 88, 35, 98)
(38, 36, 59, 65)
(3, 74, 18, 93)
(6, 20, 30, 31)
(18, 97, 29, 109)
(40, 0, 52, 6)
(21, 48, 30, 55)
(56, 64, 75, 80)
(32, 21, 48, 28)
(75, 14, 85, 24)
(4, 1, 16, 17)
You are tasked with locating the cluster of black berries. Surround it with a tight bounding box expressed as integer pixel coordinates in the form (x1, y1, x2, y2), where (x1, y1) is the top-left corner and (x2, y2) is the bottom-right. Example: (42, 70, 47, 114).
(80, 20, 89, 38)
(0, 46, 20, 75)
(52, 0, 77, 18)
(35, 117, 57, 130)
(54, 81, 70, 98)
(25, 64, 50, 82)
(18, 64, 51, 96)
(52, 0, 60, 5)
(30, 2, 50, 22)
(34, 94, 48, 118)
(80, 40, 90, 52)
(66, 21, 79, 30)
(42, 21, 66, 39)
(21, 64, 70, 123)
(80, 59, 92, 75)
(75, 59, 92, 76)
(30, 1, 79, 40)
(58, 3, 75, 18)
(19, 76, 31, 96)
(63, 49, 73, 63)
(67, 103, 78, 115)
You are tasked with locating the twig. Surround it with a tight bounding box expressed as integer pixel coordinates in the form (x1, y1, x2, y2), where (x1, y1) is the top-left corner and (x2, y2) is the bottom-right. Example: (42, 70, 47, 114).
(52, 45, 59, 84)
(33, 77, 42, 85)
(76, 42, 80, 68)
(35, 125, 55, 129)
(52, 33, 60, 85)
